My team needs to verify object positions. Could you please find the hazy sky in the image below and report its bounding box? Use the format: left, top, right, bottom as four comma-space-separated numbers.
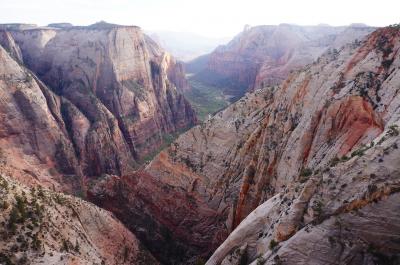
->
1, 0, 399, 37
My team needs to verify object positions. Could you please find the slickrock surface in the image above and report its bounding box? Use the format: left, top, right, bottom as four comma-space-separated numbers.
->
0, 174, 158, 265
144, 26, 400, 264
188, 24, 374, 99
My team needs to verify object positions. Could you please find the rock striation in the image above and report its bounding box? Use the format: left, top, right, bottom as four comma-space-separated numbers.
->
0, 22, 196, 185
2, 21, 400, 265
87, 172, 226, 264
0, 30, 23, 63
0, 22, 197, 264
0, 44, 76, 191
143, 25, 400, 264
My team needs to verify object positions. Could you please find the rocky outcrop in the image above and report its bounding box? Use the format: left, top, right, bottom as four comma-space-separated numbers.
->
188, 24, 374, 100
0, 44, 78, 191
0, 30, 23, 63
0, 22, 196, 181
0, 22, 199, 264
0, 174, 158, 265
0, 23, 199, 264
143, 25, 400, 264
2, 21, 400, 265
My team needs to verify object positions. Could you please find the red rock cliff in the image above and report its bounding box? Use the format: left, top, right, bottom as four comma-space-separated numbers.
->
136, 26, 400, 264
4, 22, 196, 179
189, 24, 374, 100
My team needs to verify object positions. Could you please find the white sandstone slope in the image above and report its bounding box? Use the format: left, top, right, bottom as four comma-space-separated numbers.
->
0, 174, 158, 265
146, 25, 400, 264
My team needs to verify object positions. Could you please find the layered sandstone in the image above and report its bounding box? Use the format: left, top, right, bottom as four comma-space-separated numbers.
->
2, 21, 400, 265
87, 172, 226, 264
141, 26, 400, 264
0, 23, 199, 264
0, 22, 196, 182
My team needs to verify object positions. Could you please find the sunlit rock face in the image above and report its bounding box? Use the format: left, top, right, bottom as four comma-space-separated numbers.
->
0, 22, 196, 184
143, 26, 400, 264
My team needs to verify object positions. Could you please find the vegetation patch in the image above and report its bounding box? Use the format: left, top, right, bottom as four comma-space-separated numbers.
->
184, 79, 230, 121
299, 168, 313, 182
269, 239, 279, 250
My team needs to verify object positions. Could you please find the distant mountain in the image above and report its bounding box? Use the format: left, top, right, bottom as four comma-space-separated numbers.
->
146, 30, 230, 61
187, 24, 375, 100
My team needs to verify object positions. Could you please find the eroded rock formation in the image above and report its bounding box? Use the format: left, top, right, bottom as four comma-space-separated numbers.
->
188, 24, 374, 99
1, 21, 400, 265
0, 23, 199, 264
0, 22, 196, 186
140, 25, 400, 264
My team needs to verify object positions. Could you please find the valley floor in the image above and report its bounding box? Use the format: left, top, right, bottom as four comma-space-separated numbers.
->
184, 77, 230, 121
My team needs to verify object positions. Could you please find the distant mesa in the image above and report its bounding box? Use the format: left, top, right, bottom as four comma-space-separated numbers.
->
0, 21, 140, 31
185, 23, 375, 101
47, 23, 73, 28
87, 20, 138, 29
0, 23, 38, 30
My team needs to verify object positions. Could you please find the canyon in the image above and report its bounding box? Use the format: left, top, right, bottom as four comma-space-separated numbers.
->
0, 21, 195, 264
0, 22, 196, 191
186, 24, 375, 100
1, 21, 400, 265
141, 25, 400, 264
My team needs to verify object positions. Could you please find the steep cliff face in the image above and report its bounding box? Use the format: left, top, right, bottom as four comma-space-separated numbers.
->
188, 24, 374, 100
85, 86, 270, 264
2, 21, 399, 265
141, 26, 400, 264
3, 23, 196, 178
0, 23, 198, 265
0, 174, 158, 265
0, 44, 79, 191
0, 30, 23, 63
